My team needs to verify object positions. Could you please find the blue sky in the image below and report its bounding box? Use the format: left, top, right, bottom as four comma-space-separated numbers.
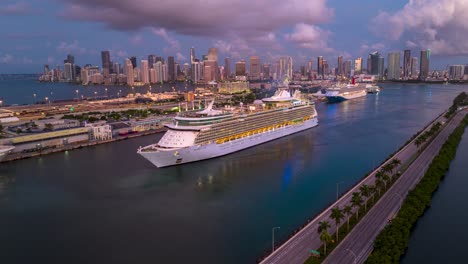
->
1, 0, 468, 73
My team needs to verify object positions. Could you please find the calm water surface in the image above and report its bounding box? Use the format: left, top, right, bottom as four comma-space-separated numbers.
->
0, 81, 467, 264
401, 129, 468, 263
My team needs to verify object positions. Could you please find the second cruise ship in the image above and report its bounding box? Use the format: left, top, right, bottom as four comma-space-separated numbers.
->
137, 85, 318, 168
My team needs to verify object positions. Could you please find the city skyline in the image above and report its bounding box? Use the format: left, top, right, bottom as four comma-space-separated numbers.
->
1, 0, 468, 73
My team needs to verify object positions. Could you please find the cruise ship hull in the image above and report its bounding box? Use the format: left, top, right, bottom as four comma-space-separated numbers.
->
326, 90, 367, 103
138, 117, 318, 168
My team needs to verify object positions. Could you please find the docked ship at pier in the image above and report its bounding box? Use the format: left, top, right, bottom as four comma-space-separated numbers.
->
137, 83, 318, 168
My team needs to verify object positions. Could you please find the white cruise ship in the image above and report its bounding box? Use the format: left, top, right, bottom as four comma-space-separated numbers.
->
325, 84, 367, 103
137, 88, 318, 168
0, 146, 14, 162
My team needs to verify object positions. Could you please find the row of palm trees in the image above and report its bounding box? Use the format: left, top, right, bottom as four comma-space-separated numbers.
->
316, 158, 401, 256
415, 122, 442, 150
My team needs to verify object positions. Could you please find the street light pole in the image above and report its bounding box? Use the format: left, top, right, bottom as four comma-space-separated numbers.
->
346, 248, 357, 264
336, 181, 345, 200
272, 226, 280, 253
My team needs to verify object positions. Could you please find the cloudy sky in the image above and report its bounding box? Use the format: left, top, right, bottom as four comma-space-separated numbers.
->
1, 0, 468, 73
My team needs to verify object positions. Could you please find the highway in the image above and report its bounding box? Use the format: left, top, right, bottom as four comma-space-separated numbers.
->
322, 110, 467, 264
259, 112, 450, 264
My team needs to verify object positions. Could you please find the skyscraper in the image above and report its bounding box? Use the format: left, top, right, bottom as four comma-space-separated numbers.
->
130, 56, 137, 69
235, 60, 246, 77
155, 61, 163, 83
191, 61, 200, 83
125, 58, 134, 86
279, 57, 287, 78
224, 57, 231, 80
66, 54, 75, 64
378, 56, 385, 80
354, 57, 363, 75
148, 55, 157, 69
287, 57, 293, 79
420, 50, 431, 80
249, 56, 261, 80
403, 50, 411, 79
168, 56, 175, 81
337, 56, 343, 76
317, 56, 324, 78
323, 60, 329, 76
368, 52, 380, 76
207, 48, 218, 63
101, 51, 111, 76
113, 62, 121, 75
411, 57, 418, 77
387, 52, 401, 80
263, 64, 270, 80
64, 62, 74, 81
190, 47, 195, 64
343, 60, 352, 78
141, 60, 149, 84
204, 60, 217, 81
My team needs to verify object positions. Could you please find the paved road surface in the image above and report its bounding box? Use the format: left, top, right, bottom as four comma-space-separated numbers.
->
259, 112, 449, 264
323, 110, 467, 264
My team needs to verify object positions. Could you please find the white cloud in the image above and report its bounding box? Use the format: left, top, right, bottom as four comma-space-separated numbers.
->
56, 40, 87, 54
151, 28, 181, 53
285, 24, 334, 53
175, 52, 187, 62
0, 54, 14, 64
370, 0, 468, 55
129, 34, 143, 45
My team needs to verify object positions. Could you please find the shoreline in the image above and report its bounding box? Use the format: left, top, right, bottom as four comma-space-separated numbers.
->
1, 128, 166, 163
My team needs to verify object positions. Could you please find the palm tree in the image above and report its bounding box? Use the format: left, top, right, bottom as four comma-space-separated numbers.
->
369, 185, 377, 203
391, 158, 401, 173
317, 221, 331, 235
320, 230, 332, 255
343, 205, 353, 231
382, 163, 394, 176
330, 207, 344, 242
375, 179, 384, 196
382, 173, 390, 190
359, 184, 371, 211
351, 192, 362, 219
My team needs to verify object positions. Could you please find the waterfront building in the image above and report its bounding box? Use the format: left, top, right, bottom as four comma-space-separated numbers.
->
323, 60, 329, 77
141, 60, 149, 84
249, 56, 261, 80
337, 56, 343, 76
387, 52, 401, 80
378, 56, 385, 80
411, 57, 418, 78
354, 57, 363, 75
101, 51, 111, 76
64, 62, 74, 82
224, 57, 231, 80
217, 81, 250, 94
449, 65, 464, 80
420, 50, 431, 80
317, 56, 324, 78
113, 63, 121, 75
168, 56, 175, 81
86, 123, 113, 141
125, 59, 134, 86
403, 49, 411, 79
368, 51, 380, 76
